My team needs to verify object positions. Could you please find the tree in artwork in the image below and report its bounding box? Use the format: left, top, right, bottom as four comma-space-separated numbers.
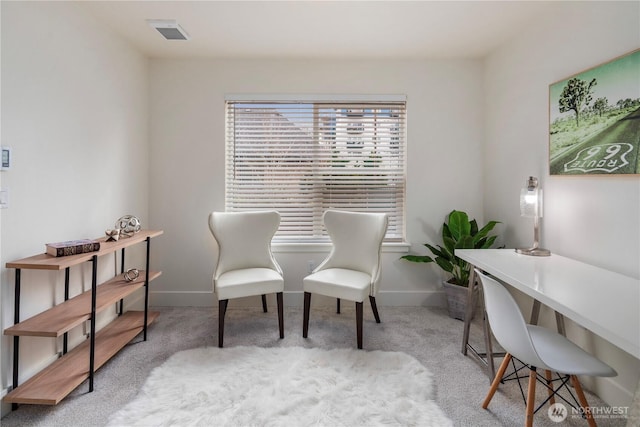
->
592, 97, 608, 117
558, 77, 597, 126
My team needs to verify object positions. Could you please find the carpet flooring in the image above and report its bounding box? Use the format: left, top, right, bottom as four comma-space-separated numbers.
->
0, 304, 632, 426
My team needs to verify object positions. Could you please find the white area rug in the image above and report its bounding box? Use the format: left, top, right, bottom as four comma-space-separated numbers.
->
108, 346, 452, 427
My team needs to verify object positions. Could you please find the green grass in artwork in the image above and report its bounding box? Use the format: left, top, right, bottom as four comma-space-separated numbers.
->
550, 107, 637, 160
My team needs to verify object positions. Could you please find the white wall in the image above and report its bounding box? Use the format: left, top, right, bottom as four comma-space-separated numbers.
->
0, 1, 149, 412
484, 0, 639, 409
147, 59, 486, 308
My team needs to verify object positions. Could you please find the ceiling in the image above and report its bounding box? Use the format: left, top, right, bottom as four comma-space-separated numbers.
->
79, 1, 555, 60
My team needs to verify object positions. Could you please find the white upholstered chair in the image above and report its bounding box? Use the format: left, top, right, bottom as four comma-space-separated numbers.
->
302, 210, 388, 349
208, 211, 284, 348
477, 269, 616, 427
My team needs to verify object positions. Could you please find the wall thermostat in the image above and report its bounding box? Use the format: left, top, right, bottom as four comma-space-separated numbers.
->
1, 147, 11, 170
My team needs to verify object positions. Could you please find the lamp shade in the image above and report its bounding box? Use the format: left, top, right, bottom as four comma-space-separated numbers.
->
520, 187, 542, 218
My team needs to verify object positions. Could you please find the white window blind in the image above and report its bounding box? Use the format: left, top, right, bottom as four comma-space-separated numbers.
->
225, 99, 406, 243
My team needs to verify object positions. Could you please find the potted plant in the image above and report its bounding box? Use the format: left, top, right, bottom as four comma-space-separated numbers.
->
402, 210, 500, 320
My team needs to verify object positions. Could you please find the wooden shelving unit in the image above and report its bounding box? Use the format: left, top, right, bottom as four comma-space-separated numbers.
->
4, 229, 163, 406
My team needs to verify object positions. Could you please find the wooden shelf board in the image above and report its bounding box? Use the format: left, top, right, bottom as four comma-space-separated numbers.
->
4, 271, 161, 337
6, 230, 163, 271
3, 310, 159, 405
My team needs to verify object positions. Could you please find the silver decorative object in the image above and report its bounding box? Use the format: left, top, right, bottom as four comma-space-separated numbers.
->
105, 229, 120, 242
124, 268, 140, 282
115, 215, 141, 238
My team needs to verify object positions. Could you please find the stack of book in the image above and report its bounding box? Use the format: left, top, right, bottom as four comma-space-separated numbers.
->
45, 239, 100, 257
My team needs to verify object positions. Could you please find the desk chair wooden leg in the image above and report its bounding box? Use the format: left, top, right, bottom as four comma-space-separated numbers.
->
483, 353, 512, 409
337, 298, 341, 314
526, 367, 537, 427
303, 292, 311, 338
369, 296, 381, 323
218, 299, 229, 348
545, 370, 555, 405
356, 301, 363, 349
262, 294, 268, 313
571, 375, 597, 427
276, 292, 284, 339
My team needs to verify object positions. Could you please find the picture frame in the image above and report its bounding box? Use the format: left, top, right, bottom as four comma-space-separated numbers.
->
549, 49, 640, 175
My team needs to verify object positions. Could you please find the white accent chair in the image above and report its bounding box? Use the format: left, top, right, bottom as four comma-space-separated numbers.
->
208, 211, 284, 348
476, 269, 616, 427
302, 210, 388, 349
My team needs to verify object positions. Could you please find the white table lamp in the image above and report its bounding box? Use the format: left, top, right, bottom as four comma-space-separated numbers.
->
516, 176, 550, 256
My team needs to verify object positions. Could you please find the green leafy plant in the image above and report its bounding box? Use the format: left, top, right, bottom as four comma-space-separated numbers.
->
401, 210, 500, 287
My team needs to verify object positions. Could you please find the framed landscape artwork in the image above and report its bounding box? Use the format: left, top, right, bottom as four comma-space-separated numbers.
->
549, 49, 640, 175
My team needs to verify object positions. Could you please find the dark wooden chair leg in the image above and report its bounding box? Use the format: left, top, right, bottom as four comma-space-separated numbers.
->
303, 292, 311, 338
277, 292, 284, 339
369, 295, 381, 323
356, 301, 363, 349
218, 299, 228, 348
261, 294, 268, 313
337, 298, 341, 314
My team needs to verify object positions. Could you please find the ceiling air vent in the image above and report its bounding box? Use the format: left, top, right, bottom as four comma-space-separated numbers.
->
147, 20, 190, 41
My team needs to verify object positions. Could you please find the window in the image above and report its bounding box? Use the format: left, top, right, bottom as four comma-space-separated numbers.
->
225, 96, 406, 243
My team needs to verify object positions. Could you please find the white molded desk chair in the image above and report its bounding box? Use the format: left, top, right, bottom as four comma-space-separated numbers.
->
208, 211, 284, 347
302, 210, 388, 349
476, 269, 616, 427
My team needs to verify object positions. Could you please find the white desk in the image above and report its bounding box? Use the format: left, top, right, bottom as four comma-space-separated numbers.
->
456, 249, 640, 377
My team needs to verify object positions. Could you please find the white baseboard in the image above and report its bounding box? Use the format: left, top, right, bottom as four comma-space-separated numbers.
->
150, 291, 215, 307
589, 374, 635, 409
150, 290, 447, 308
1, 400, 10, 418
377, 290, 447, 307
